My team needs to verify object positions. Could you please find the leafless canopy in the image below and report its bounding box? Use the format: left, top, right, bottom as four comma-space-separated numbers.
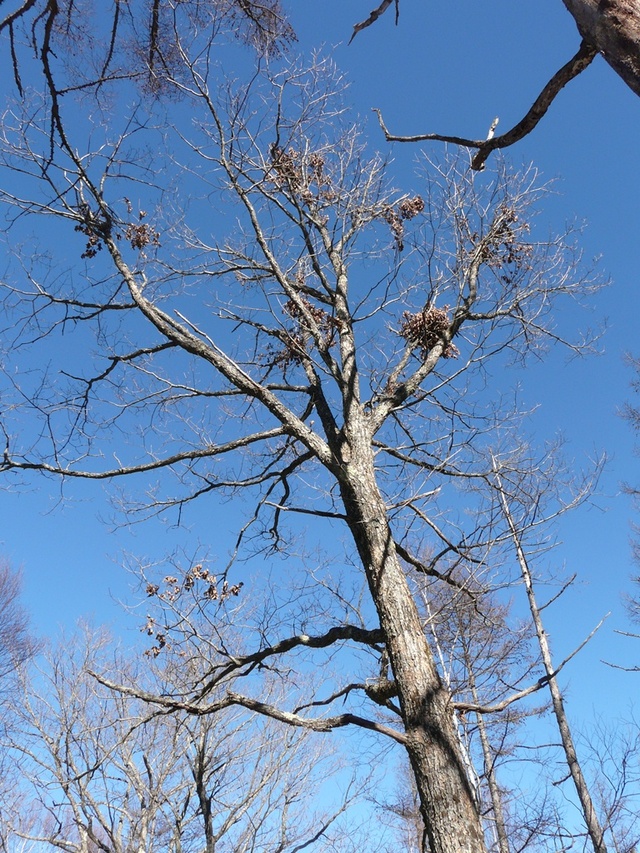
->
0, 562, 36, 687
2, 625, 368, 853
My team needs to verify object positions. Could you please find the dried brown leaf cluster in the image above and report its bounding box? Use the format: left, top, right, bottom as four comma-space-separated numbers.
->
269, 146, 337, 205
143, 566, 243, 655
480, 206, 532, 268
399, 304, 459, 360
266, 293, 339, 369
382, 195, 425, 251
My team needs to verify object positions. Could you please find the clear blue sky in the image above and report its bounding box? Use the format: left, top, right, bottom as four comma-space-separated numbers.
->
1, 0, 639, 725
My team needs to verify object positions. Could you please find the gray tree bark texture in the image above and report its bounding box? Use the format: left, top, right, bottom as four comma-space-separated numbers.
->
338, 431, 486, 853
563, 0, 640, 95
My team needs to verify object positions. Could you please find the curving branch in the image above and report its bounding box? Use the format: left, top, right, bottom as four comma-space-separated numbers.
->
226, 692, 408, 744
90, 672, 408, 745
349, 0, 398, 44
394, 540, 478, 596
0, 0, 40, 35
195, 624, 385, 699
295, 679, 402, 716
1, 427, 288, 480
373, 39, 598, 170
352, 0, 640, 164
454, 620, 606, 715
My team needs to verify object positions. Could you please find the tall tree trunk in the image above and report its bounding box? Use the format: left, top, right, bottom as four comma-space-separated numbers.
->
338, 432, 487, 853
495, 472, 608, 853
562, 0, 640, 96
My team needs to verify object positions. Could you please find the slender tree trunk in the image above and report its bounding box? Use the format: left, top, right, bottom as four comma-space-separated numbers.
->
495, 471, 608, 853
466, 663, 511, 853
562, 0, 640, 96
337, 429, 487, 853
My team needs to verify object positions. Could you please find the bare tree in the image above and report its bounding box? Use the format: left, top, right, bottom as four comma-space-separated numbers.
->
0, 562, 36, 704
3, 624, 367, 853
0, 562, 37, 853
583, 718, 640, 853
1, 0, 295, 98
491, 466, 609, 853
0, 6, 604, 851
622, 356, 640, 584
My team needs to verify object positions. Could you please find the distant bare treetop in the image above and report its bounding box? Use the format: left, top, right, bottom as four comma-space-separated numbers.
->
2, 0, 295, 96
0, 562, 36, 689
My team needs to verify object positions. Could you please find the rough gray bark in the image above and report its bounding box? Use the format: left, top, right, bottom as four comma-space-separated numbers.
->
562, 0, 640, 96
338, 436, 486, 853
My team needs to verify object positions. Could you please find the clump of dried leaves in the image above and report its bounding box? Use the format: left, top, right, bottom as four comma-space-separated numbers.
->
143, 564, 243, 657
399, 304, 459, 359
382, 195, 425, 251
477, 204, 533, 282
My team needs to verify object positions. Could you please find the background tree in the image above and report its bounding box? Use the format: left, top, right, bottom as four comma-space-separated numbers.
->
1, 0, 295, 97
624, 358, 640, 587
0, 562, 35, 695
583, 718, 640, 853
2, 623, 366, 853
0, 562, 37, 852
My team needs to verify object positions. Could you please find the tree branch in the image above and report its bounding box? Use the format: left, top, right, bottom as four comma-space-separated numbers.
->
455, 616, 608, 715
1, 427, 286, 479
394, 540, 477, 596
89, 673, 407, 745
349, 0, 398, 44
195, 624, 385, 698
373, 39, 598, 170
227, 692, 408, 744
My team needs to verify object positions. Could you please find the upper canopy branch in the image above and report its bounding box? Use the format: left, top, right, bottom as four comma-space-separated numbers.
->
349, 0, 398, 45
354, 0, 640, 162
373, 40, 598, 170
